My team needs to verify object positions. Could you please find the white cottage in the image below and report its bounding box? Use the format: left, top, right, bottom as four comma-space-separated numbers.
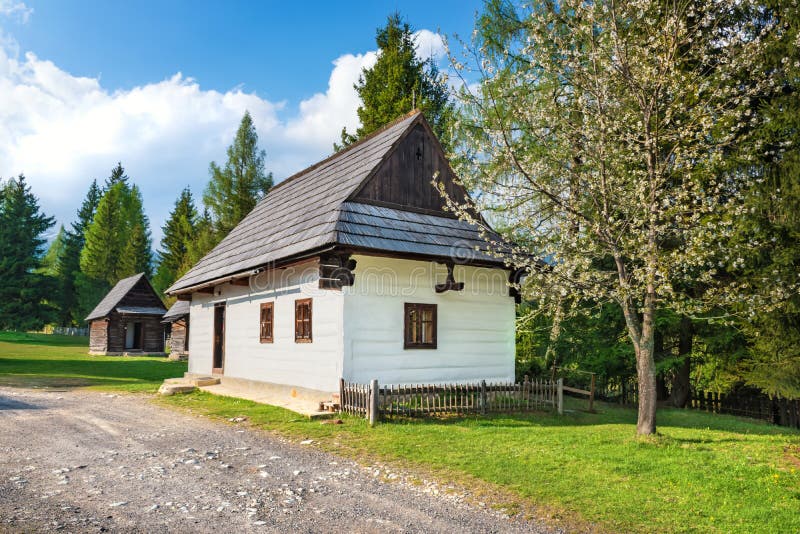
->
167, 111, 518, 399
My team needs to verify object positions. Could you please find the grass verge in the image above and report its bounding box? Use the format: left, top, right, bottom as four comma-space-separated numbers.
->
0, 331, 187, 392
1, 331, 797, 532
159, 390, 800, 534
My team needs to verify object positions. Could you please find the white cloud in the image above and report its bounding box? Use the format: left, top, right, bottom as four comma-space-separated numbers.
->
0, 42, 377, 243
413, 29, 446, 61
0, 0, 33, 23
0, 29, 444, 245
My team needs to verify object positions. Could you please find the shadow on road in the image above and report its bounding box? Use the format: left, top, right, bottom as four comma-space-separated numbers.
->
0, 395, 42, 411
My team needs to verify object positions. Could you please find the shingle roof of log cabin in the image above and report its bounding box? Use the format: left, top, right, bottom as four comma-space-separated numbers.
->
86, 273, 166, 321
167, 111, 507, 295
161, 299, 190, 323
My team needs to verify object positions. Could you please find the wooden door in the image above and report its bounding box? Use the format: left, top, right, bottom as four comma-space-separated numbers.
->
133, 322, 143, 350
213, 304, 225, 374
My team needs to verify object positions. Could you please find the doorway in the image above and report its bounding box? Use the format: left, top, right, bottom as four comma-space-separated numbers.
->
125, 321, 142, 350
213, 304, 225, 374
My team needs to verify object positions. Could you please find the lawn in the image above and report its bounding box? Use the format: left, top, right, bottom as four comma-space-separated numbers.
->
0, 331, 187, 391
0, 331, 797, 533
160, 392, 800, 534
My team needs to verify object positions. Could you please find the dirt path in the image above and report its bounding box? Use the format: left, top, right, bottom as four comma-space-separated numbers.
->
0, 387, 554, 533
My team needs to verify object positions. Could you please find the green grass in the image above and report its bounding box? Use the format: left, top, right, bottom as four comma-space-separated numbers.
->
0, 331, 187, 391
1, 331, 797, 532
160, 391, 800, 533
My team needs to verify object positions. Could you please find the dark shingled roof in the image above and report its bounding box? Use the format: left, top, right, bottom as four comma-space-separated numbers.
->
162, 300, 190, 322
167, 111, 505, 294
86, 273, 166, 321
116, 306, 170, 316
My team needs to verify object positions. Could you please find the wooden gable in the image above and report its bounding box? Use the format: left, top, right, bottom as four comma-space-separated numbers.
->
118, 277, 165, 310
350, 120, 469, 216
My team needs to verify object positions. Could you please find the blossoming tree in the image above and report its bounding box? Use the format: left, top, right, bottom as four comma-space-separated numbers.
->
450, 0, 783, 434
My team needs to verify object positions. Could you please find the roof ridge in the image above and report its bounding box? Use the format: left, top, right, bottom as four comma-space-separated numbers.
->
268, 109, 422, 194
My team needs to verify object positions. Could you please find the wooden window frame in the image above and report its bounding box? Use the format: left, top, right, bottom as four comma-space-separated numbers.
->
294, 298, 312, 343
404, 303, 437, 349
259, 302, 274, 343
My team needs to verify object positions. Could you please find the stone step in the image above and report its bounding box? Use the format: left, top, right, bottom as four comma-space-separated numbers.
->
163, 378, 189, 385
191, 377, 220, 387
158, 383, 196, 396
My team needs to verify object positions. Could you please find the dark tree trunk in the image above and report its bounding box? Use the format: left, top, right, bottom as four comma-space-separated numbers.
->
669, 316, 693, 408
636, 342, 658, 435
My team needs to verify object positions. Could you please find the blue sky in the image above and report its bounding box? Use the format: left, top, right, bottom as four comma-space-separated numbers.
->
0, 0, 484, 242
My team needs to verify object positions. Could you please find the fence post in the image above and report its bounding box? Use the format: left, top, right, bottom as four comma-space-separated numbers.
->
338, 377, 345, 413
369, 379, 379, 426
557, 378, 564, 415
589, 373, 596, 412
480, 379, 487, 414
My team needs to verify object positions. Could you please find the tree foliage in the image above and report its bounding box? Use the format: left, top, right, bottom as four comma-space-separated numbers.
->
203, 111, 273, 240
454, 0, 783, 433
337, 12, 455, 151
153, 187, 198, 294
81, 165, 152, 289
730, 2, 800, 398
0, 175, 56, 330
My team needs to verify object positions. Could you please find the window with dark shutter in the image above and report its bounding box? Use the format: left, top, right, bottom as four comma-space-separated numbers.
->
295, 298, 312, 342
260, 302, 274, 343
404, 303, 437, 349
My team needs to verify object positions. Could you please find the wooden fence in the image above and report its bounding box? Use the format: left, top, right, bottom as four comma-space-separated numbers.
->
30, 326, 88, 336
340, 378, 563, 423
598, 377, 800, 430
690, 389, 800, 429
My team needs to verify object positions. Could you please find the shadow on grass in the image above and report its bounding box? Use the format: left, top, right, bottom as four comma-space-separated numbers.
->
0, 332, 88, 347
0, 358, 186, 388
379, 401, 798, 437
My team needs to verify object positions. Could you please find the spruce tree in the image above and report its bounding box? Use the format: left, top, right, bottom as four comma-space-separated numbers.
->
183, 208, 218, 273
105, 161, 129, 189
732, 2, 800, 399
203, 111, 273, 239
80, 165, 153, 290
336, 13, 455, 151
119, 223, 152, 278
121, 184, 153, 276
61, 180, 102, 324
40, 225, 66, 277
80, 181, 127, 286
0, 175, 56, 330
153, 187, 197, 293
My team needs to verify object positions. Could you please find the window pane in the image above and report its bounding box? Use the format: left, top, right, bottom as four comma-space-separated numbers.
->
422, 319, 434, 343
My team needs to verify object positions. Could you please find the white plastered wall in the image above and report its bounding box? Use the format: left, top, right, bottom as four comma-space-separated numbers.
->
342, 255, 515, 385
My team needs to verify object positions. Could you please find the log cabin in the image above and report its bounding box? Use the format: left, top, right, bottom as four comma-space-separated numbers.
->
162, 299, 190, 360
86, 273, 167, 355
166, 111, 517, 400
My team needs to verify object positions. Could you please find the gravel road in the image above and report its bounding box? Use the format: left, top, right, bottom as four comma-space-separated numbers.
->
0, 387, 554, 533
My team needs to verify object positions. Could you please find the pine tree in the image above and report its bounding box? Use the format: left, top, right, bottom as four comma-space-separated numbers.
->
80, 181, 127, 286
80, 164, 153, 289
119, 224, 152, 278
732, 2, 800, 399
183, 208, 217, 273
203, 111, 273, 239
105, 162, 129, 189
153, 187, 197, 294
40, 225, 66, 277
0, 175, 56, 330
121, 184, 153, 276
336, 13, 455, 151
60, 180, 102, 324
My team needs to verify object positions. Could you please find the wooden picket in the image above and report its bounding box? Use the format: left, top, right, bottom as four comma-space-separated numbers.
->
339, 378, 562, 420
